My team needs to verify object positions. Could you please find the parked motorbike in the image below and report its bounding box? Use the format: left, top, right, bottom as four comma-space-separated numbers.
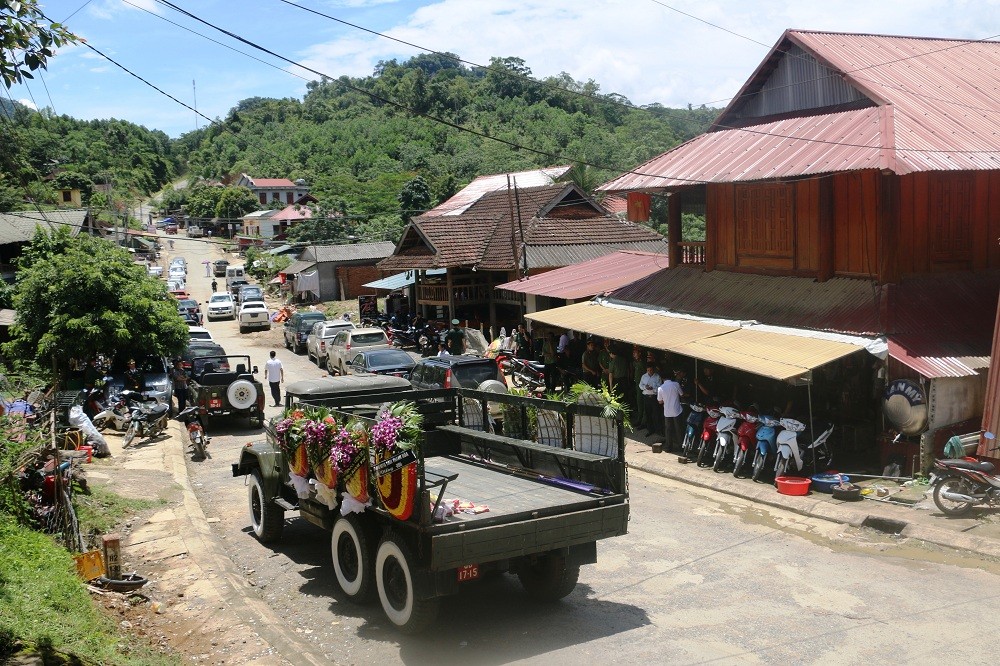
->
750, 414, 781, 482
712, 406, 741, 472
496, 351, 545, 392
696, 405, 721, 467
930, 454, 1000, 516
774, 418, 834, 478
177, 405, 210, 459
120, 390, 170, 448
91, 390, 132, 432
733, 408, 759, 477
680, 403, 706, 459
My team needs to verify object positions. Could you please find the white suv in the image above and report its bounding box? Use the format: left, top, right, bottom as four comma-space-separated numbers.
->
206, 292, 235, 321
326, 327, 391, 376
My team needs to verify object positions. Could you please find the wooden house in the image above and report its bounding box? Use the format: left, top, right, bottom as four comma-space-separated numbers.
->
534, 30, 1000, 470
377, 169, 665, 328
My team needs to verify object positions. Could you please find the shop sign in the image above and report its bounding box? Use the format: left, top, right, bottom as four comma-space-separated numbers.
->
883, 379, 928, 434
885, 379, 925, 406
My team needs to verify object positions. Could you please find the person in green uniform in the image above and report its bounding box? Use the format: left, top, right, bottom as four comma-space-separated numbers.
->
582, 339, 601, 388
598, 338, 612, 387
445, 319, 466, 356
609, 345, 630, 400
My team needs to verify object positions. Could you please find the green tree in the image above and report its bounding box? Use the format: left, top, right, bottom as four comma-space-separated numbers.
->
244, 245, 290, 283
0, 0, 77, 88
397, 176, 431, 223
4, 228, 188, 377
214, 186, 258, 219
184, 185, 224, 218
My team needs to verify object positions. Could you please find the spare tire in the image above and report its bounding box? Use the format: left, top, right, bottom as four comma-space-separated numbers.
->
228, 379, 258, 410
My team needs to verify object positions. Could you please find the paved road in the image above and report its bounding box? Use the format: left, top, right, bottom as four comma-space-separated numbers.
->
166, 235, 1000, 665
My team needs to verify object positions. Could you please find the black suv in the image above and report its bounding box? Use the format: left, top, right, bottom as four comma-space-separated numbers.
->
408, 355, 502, 390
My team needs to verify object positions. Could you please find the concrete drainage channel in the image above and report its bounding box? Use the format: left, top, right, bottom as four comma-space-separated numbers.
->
861, 516, 909, 535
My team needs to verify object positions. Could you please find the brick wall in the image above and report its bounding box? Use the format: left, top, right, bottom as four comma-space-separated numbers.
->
337, 265, 382, 299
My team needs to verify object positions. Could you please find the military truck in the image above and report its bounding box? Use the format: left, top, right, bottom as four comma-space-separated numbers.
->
231, 376, 629, 633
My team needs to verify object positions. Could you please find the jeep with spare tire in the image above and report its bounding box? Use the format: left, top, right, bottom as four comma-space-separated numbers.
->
187, 354, 264, 429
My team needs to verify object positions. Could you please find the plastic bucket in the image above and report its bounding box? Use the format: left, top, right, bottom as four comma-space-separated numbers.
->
79, 445, 93, 463
775, 476, 811, 496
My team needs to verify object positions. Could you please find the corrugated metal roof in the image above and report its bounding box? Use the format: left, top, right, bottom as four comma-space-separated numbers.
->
247, 177, 296, 188
363, 268, 446, 291
280, 260, 316, 275
885, 271, 999, 378
498, 251, 669, 299
0, 210, 89, 244
601, 31, 1000, 190
424, 166, 571, 217
302, 242, 396, 264
271, 205, 312, 221
611, 266, 883, 335
524, 241, 668, 269
526, 301, 861, 380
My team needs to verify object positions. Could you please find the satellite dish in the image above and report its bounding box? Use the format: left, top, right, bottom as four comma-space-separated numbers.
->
882, 379, 928, 435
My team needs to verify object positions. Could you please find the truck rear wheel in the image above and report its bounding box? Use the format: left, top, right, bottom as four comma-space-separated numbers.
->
331, 514, 374, 603
517, 552, 580, 602
375, 533, 439, 634
249, 470, 284, 543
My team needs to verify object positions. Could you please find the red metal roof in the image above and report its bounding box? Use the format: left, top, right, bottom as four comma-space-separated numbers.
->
496, 251, 669, 299
601, 31, 1000, 190
249, 178, 296, 188
271, 205, 312, 221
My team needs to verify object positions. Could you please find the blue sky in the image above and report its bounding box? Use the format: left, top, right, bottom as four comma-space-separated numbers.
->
10, 0, 1000, 137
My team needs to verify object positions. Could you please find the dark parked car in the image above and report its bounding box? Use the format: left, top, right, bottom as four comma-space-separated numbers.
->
345, 349, 417, 378
408, 355, 503, 390
107, 354, 173, 404
283, 311, 327, 354
237, 284, 263, 306
181, 341, 228, 375
213, 259, 230, 277
177, 298, 203, 325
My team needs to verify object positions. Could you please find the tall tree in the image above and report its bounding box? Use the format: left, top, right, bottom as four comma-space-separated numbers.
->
4, 228, 188, 376
397, 176, 431, 223
0, 0, 76, 88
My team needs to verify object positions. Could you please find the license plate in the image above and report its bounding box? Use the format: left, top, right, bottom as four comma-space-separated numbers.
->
457, 564, 479, 582
209, 398, 222, 408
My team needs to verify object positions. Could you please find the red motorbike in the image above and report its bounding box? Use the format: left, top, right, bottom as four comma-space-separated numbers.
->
733, 408, 759, 478
930, 453, 1000, 516
696, 405, 721, 467
494, 350, 545, 392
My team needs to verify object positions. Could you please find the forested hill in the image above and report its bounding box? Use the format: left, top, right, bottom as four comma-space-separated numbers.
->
0, 99, 181, 212
186, 54, 717, 220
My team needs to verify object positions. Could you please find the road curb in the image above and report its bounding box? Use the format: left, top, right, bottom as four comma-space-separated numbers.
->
626, 445, 1000, 561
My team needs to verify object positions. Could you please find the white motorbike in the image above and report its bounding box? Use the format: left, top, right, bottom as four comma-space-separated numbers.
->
91, 390, 132, 432
120, 390, 170, 448
774, 418, 834, 477
712, 406, 741, 472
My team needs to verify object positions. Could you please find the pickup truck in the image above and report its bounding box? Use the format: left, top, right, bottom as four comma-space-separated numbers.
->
238, 301, 271, 333
188, 354, 264, 428
231, 377, 629, 634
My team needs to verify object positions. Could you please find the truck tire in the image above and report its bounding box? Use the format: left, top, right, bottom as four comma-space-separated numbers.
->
228, 380, 258, 410
331, 514, 374, 603
248, 470, 284, 543
375, 533, 439, 634
516, 552, 580, 602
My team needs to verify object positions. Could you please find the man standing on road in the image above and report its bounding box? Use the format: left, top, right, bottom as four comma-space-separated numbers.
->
211, 279, 218, 293
657, 368, 684, 452
172, 359, 188, 417
265, 351, 284, 407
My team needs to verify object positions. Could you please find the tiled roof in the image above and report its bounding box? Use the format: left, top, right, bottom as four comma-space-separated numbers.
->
382, 183, 662, 271
423, 165, 571, 217
497, 251, 669, 299
0, 209, 90, 244
525, 241, 666, 269
601, 30, 1000, 190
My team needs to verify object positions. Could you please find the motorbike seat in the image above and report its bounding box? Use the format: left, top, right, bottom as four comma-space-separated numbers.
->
939, 458, 996, 473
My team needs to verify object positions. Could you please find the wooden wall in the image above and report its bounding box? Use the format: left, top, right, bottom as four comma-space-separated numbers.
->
704, 169, 1000, 282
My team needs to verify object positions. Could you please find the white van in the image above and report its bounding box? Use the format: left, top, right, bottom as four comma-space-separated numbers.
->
225, 265, 245, 288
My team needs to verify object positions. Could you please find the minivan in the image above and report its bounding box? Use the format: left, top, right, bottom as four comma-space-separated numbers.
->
225, 265, 245, 288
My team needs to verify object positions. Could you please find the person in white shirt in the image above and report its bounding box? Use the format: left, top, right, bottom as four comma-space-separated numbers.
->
265, 350, 284, 407
657, 369, 684, 452
638, 363, 662, 436
437, 342, 451, 357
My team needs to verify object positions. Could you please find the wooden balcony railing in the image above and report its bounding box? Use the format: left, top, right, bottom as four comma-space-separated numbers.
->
417, 284, 492, 305
677, 241, 706, 265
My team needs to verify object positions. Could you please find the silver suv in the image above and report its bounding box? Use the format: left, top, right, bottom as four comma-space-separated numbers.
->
326, 327, 391, 376
306, 320, 356, 367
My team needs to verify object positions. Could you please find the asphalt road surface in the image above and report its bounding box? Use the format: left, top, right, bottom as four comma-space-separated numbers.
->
168, 235, 1000, 665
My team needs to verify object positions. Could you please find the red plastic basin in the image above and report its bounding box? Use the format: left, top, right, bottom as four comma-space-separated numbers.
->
776, 476, 811, 496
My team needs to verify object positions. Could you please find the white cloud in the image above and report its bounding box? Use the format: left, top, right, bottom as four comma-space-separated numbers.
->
17, 99, 38, 111
88, 0, 160, 20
